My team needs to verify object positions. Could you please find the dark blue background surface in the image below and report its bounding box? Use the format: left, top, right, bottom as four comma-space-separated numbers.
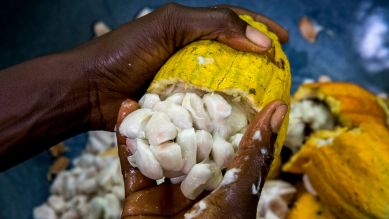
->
1, 0, 388, 218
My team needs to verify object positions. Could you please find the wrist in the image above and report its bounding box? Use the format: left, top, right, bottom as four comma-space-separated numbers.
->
48, 50, 93, 131
73, 40, 129, 131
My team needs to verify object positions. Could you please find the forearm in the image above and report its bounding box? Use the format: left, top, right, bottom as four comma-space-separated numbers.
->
0, 51, 93, 171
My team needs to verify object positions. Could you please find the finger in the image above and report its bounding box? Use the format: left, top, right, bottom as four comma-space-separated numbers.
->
186, 100, 288, 218
216, 4, 289, 43
161, 3, 273, 53
122, 183, 205, 218
115, 99, 156, 195
116, 99, 139, 146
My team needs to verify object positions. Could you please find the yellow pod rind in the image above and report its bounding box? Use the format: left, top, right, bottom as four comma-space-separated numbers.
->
284, 122, 389, 219
147, 15, 291, 163
377, 97, 389, 126
287, 192, 336, 219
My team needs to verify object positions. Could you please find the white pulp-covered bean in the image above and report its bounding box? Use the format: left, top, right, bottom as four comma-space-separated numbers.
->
212, 121, 230, 139
153, 101, 193, 129
130, 139, 164, 180
70, 195, 89, 217
285, 100, 335, 151
139, 93, 160, 109
76, 169, 97, 193
125, 138, 137, 154
86, 131, 115, 153
204, 161, 223, 191
180, 163, 213, 200
63, 173, 76, 200
256, 180, 296, 219
145, 112, 177, 146
212, 134, 235, 168
195, 130, 213, 162
164, 92, 185, 105
60, 210, 80, 219
182, 93, 213, 132
150, 142, 184, 172
203, 93, 232, 121
299, 100, 335, 130
176, 128, 197, 174
127, 154, 137, 167
156, 178, 165, 185
77, 178, 98, 194
119, 108, 153, 139
94, 157, 112, 172
170, 175, 186, 184
102, 194, 122, 219
87, 197, 104, 219
212, 104, 247, 138
229, 133, 244, 151
226, 103, 248, 135
87, 194, 121, 219
284, 116, 305, 150
48, 195, 66, 213
110, 185, 125, 201
97, 159, 120, 190
50, 172, 67, 195
73, 153, 95, 168
33, 204, 57, 219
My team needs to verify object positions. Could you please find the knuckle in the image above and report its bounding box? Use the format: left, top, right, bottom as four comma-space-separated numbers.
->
208, 9, 246, 39
214, 7, 236, 20
211, 7, 244, 32
160, 2, 182, 14
158, 3, 186, 27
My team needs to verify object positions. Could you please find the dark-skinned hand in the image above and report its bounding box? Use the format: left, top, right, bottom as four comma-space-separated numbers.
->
81, 3, 288, 131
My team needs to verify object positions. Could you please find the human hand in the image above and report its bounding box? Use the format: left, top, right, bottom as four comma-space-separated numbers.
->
115, 99, 287, 218
79, 3, 288, 130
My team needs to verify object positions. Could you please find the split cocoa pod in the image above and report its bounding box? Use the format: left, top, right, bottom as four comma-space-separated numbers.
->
293, 82, 388, 127
118, 14, 291, 202
284, 82, 389, 219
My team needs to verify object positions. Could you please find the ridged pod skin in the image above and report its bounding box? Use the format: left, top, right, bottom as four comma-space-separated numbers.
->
287, 192, 335, 219
293, 82, 388, 127
148, 15, 291, 175
283, 122, 389, 219
377, 97, 389, 126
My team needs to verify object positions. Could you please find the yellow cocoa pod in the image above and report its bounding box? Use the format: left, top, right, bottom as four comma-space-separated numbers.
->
287, 192, 336, 219
147, 15, 291, 175
293, 82, 388, 127
283, 122, 389, 219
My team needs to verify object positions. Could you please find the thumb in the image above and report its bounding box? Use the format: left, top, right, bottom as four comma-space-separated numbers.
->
115, 99, 156, 195
162, 3, 273, 53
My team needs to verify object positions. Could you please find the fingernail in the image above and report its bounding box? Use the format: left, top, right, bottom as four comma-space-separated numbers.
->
246, 25, 272, 48
271, 104, 288, 133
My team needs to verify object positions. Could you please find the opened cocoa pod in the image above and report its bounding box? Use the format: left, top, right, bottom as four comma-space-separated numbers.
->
116, 15, 291, 218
